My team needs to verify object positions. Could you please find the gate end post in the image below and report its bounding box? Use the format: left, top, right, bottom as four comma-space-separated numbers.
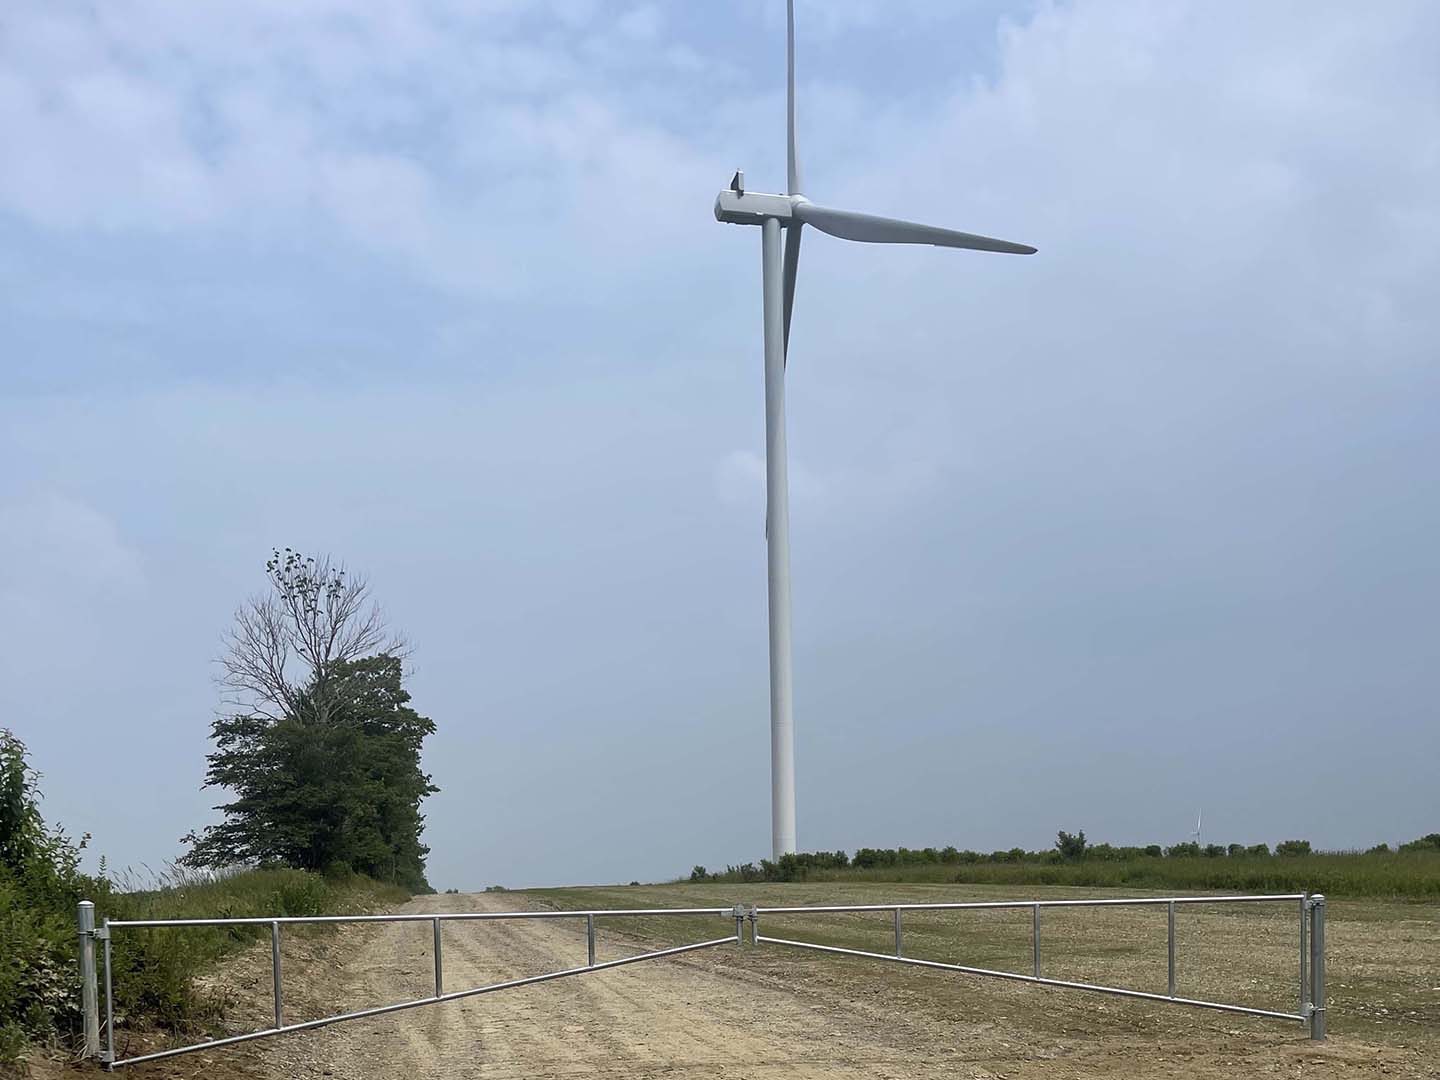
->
77, 900, 100, 1059
1308, 894, 1326, 1041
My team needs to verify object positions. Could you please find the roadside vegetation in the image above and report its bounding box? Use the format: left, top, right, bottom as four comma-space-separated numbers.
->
3, 549, 438, 1072
2, 728, 408, 1077
687, 830, 1440, 899
1, 727, 408, 1072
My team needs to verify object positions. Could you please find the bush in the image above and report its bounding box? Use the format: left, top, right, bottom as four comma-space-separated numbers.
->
0, 729, 106, 1067
1055, 830, 1087, 861
0, 727, 411, 1070
682, 830, 1440, 897
1399, 833, 1440, 854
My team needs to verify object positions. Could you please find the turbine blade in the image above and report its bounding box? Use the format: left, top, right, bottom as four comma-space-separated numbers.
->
787, 0, 802, 195
782, 222, 802, 363
795, 202, 1037, 255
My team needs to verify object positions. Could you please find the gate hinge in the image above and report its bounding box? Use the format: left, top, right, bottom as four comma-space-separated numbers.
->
94, 925, 110, 942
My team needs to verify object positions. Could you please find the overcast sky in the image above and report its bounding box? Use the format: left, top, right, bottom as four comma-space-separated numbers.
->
3, 0, 1437, 891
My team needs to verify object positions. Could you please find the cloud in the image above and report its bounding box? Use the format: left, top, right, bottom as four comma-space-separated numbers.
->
0, 492, 144, 595
0, 1, 748, 298
3, 0, 1439, 883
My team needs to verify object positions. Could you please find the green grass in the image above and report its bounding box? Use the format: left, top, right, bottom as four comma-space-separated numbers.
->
527, 881, 1440, 1048
699, 851, 1440, 899
99, 865, 410, 1043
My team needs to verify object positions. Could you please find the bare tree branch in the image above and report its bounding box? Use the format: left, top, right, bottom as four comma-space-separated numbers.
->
216, 549, 407, 726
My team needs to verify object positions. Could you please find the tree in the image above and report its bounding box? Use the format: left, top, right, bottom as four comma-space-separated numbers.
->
184, 553, 436, 891
1275, 839, 1312, 857
218, 549, 406, 726
1055, 829, 1088, 861
1399, 833, 1440, 853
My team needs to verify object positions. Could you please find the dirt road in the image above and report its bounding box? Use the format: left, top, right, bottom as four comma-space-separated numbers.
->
218, 891, 1431, 1080
255, 891, 957, 1080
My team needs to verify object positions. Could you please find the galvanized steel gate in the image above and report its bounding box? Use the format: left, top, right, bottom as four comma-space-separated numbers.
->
77, 892, 1326, 1068
750, 893, 1327, 1036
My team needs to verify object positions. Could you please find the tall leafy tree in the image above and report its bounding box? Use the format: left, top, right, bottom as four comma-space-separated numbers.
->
183, 552, 437, 891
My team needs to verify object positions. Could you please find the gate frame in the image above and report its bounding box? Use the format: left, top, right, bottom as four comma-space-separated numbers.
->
78, 891, 1327, 1066
82, 904, 746, 1069
748, 892, 1327, 1040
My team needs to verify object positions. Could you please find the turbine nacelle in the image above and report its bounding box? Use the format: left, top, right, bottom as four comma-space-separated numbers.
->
714, 187, 795, 226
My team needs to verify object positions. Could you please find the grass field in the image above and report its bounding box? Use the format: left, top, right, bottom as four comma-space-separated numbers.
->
530, 880, 1440, 1053
696, 849, 1440, 898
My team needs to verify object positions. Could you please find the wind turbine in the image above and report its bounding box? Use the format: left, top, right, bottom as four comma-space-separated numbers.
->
714, 1, 1036, 860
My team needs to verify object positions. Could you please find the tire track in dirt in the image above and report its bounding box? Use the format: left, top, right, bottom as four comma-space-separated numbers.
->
254, 892, 978, 1079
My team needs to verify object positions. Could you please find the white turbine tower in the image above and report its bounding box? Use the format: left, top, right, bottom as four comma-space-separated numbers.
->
715, 1, 1036, 860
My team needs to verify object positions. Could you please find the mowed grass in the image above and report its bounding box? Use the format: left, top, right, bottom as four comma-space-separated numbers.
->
527, 881, 1439, 1051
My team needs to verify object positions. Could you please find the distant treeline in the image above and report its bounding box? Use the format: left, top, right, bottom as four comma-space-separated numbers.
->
686, 830, 1440, 898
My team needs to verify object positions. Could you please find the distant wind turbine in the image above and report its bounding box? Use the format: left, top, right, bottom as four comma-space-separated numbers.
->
714, 0, 1036, 860
1193, 809, 1204, 848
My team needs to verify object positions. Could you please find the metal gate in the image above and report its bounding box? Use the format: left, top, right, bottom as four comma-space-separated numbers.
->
77, 891, 1326, 1068
749, 892, 1327, 1039
78, 902, 748, 1069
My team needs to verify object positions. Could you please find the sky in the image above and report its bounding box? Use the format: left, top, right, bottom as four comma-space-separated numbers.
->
2, 0, 1437, 891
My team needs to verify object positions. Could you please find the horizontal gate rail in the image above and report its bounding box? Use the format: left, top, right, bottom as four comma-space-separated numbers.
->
104, 907, 734, 928
754, 893, 1306, 912
751, 893, 1326, 1038
91, 904, 745, 1069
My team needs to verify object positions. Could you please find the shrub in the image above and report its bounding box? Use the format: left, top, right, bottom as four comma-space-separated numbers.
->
0, 728, 107, 1067
1055, 830, 1088, 861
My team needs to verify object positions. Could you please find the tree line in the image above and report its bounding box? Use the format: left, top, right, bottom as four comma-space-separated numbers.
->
690, 829, 1440, 884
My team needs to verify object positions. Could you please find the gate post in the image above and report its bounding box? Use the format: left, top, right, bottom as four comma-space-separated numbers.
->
77, 901, 100, 1059
1308, 894, 1326, 1040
